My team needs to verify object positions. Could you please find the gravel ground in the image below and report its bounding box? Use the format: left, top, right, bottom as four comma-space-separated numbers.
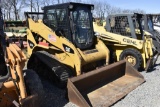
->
112, 58, 160, 107
24, 57, 160, 107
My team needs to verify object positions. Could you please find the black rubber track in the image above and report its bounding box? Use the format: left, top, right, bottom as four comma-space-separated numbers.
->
27, 51, 73, 88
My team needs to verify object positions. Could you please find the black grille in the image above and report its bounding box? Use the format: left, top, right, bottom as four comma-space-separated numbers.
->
109, 16, 132, 37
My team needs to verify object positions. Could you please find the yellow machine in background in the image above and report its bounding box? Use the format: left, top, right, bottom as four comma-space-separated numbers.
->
25, 2, 145, 107
94, 13, 156, 70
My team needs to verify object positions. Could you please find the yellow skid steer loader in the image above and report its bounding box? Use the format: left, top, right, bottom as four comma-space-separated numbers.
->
94, 13, 157, 71
25, 2, 145, 106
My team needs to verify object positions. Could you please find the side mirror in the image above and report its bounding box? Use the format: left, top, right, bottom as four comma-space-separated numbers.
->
55, 28, 64, 37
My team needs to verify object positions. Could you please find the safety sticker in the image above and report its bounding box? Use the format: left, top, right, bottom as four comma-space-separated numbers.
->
48, 34, 56, 42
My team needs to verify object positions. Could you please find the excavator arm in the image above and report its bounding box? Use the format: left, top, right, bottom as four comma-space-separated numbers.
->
0, 7, 40, 107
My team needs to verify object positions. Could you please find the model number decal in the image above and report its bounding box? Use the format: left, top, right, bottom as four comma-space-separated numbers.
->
123, 38, 137, 45
65, 47, 70, 52
62, 44, 74, 54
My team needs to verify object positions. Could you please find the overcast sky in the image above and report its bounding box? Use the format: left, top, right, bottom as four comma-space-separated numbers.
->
107, 0, 160, 13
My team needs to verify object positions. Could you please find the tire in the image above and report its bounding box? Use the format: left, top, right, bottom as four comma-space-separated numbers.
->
23, 69, 44, 107
119, 48, 143, 70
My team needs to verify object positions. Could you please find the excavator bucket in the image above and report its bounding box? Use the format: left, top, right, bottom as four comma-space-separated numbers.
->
67, 60, 145, 107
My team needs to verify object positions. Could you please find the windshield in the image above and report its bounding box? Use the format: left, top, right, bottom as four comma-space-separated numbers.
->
70, 6, 93, 49
141, 17, 154, 31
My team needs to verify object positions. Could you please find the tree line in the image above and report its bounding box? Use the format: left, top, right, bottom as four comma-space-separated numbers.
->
0, 0, 145, 20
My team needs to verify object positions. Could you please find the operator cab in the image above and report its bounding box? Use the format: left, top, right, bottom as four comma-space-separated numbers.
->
142, 14, 155, 32
43, 2, 94, 50
142, 14, 160, 51
106, 13, 144, 40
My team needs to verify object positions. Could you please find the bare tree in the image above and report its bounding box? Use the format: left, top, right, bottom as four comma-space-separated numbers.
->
25, 0, 43, 12
93, 0, 111, 18
91, 0, 146, 17
1, 0, 146, 20
61, 0, 83, 3
1, 0, 13, 20
41, 0, 55, 6
25, 0, 34, 12
10, 0, 26, 20
35, 0, 41, 12
132, 9, 146, 14
122, 9, 132, 13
